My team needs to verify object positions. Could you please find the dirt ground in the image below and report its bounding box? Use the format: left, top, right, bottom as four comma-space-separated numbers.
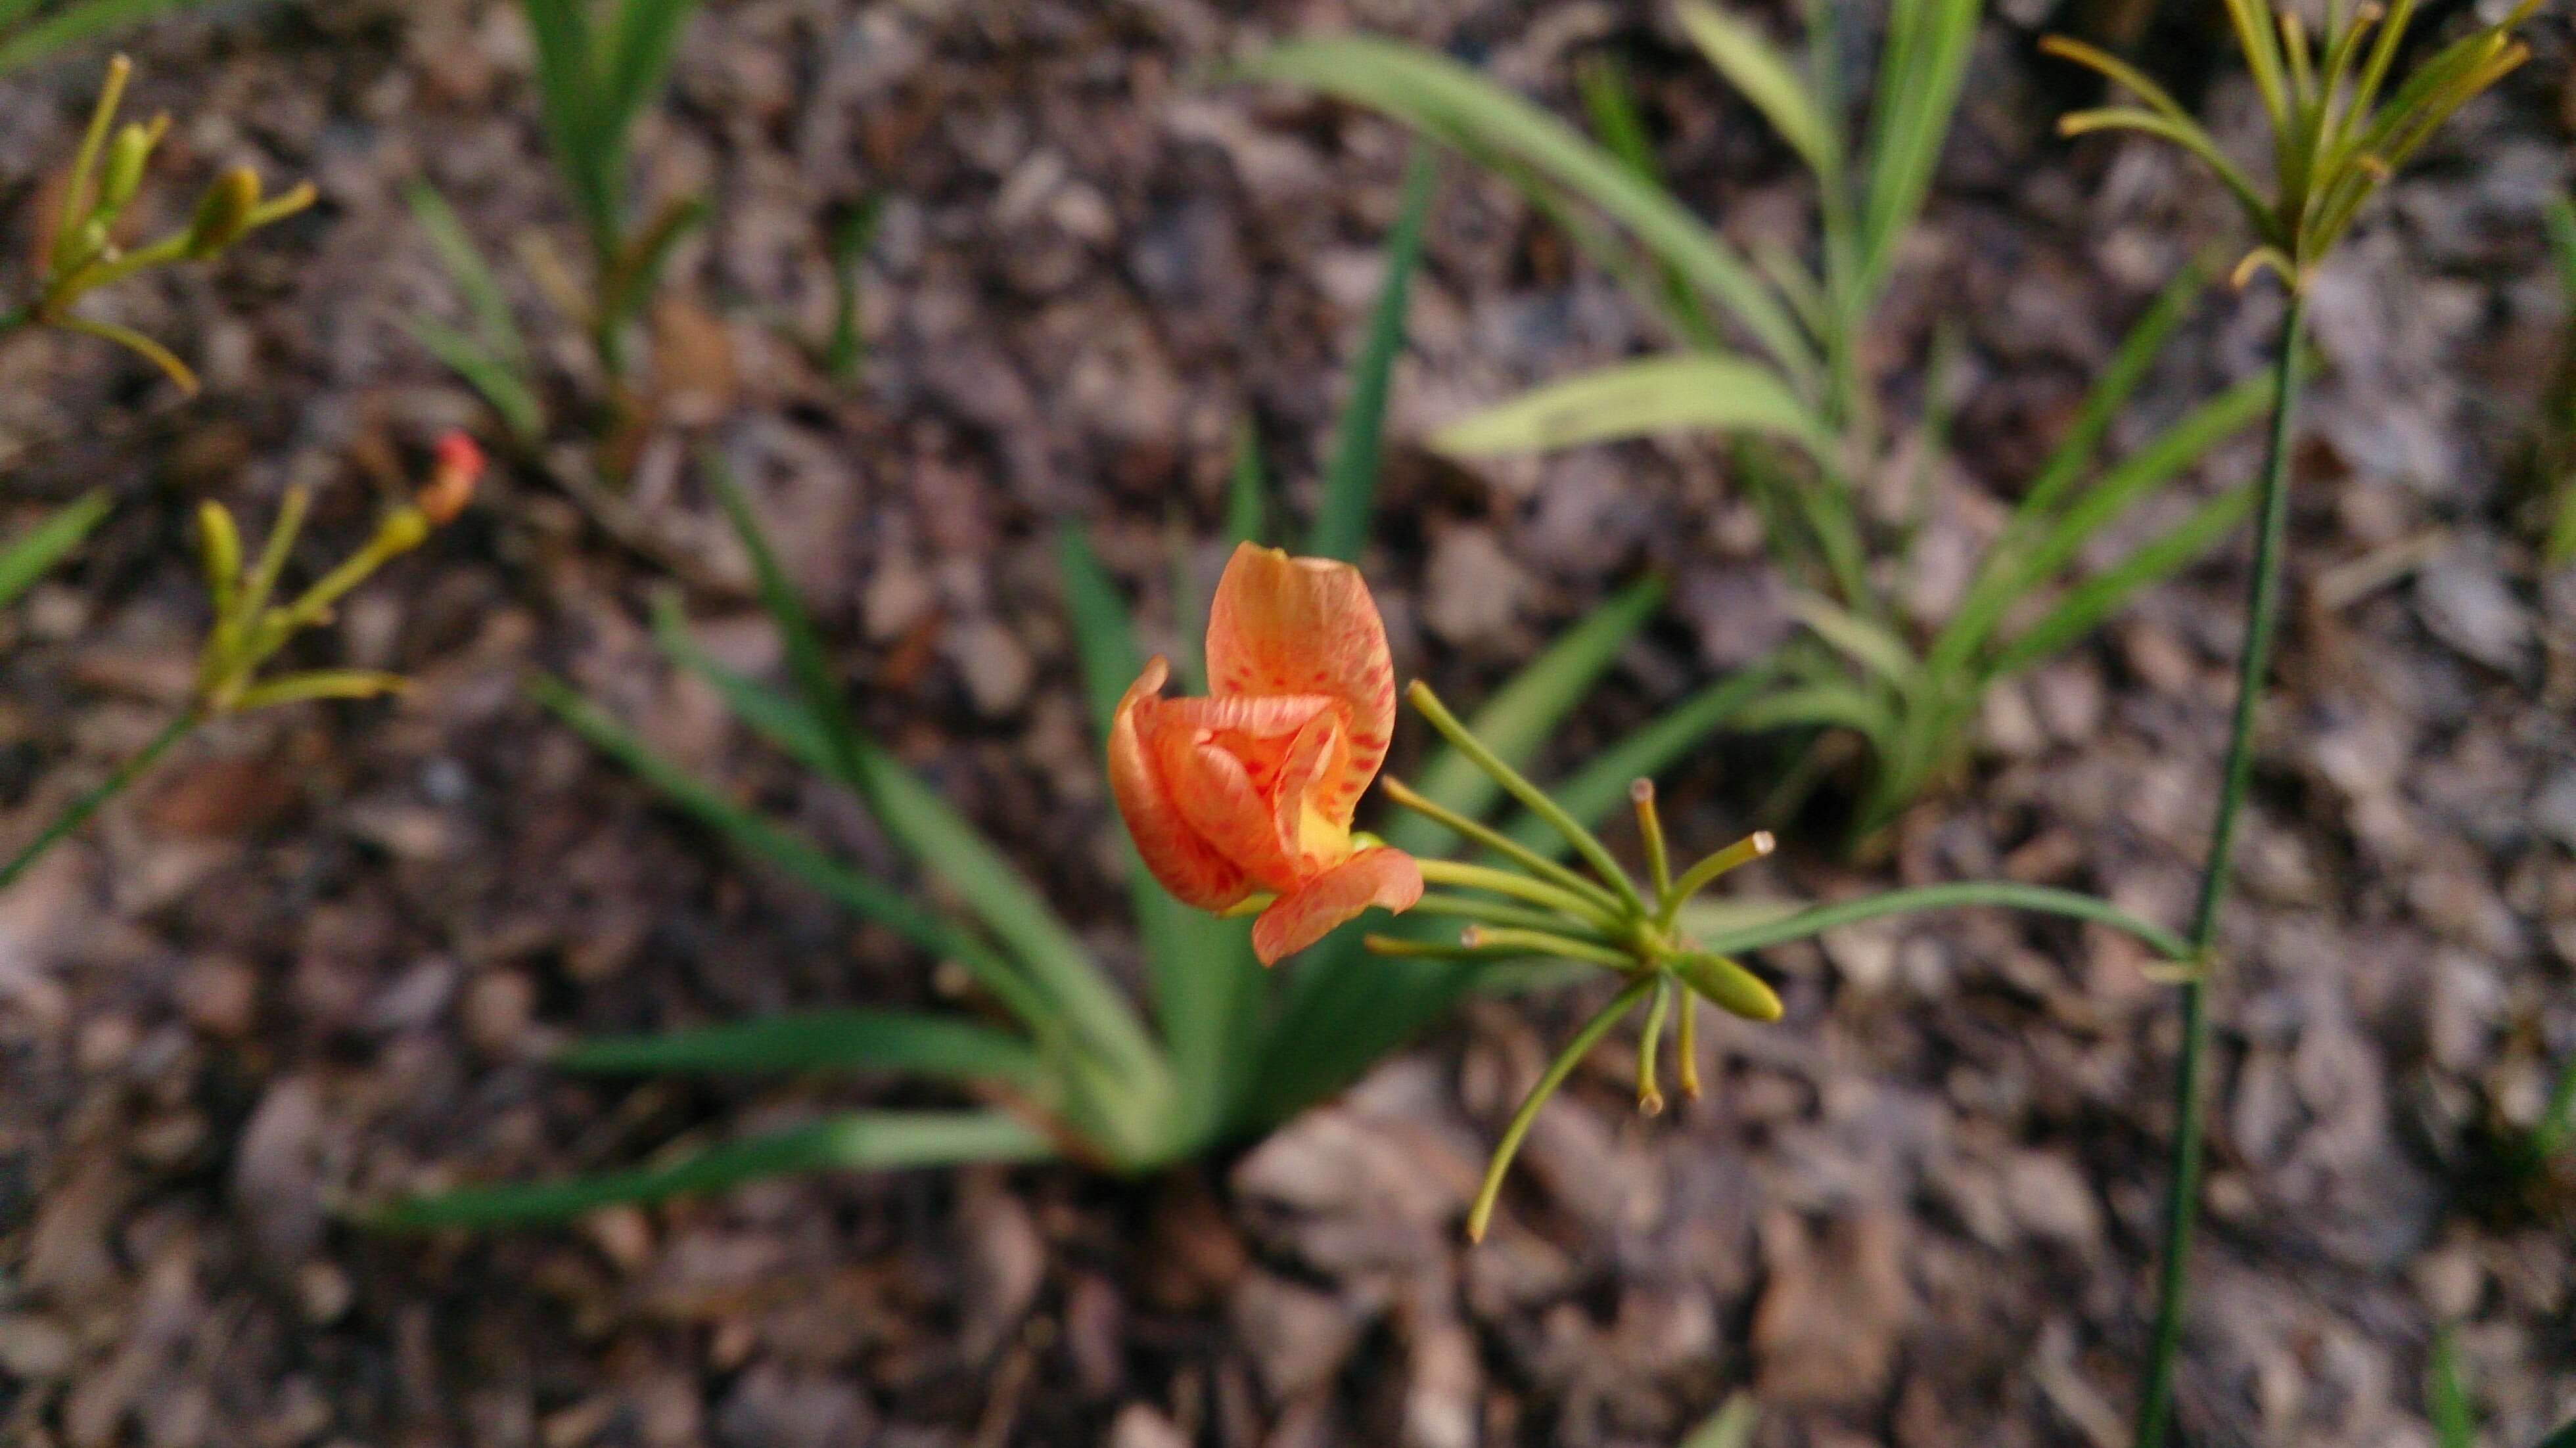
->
1, 1, 2573, 1445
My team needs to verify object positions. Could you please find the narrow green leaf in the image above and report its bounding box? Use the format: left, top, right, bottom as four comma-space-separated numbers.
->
403, 179, 530, 370
527, 672, 1051, 1031
707, 469, 1166, 1104
0, 0, 215, 75
1237, 37, 1818, 391
1788, 592, 1918, 685
1310, 143, 1436, 564
1573, 51, 1720, 350
1680, 1395, 1760, 1448
1987, 480, 2255, 679
1856, 0, 1981, 301
520, 0, 615, 250
1055, 524, 1264, 1152
400, 315, 546, 443
1678, 3, 1837, 181
559, 1009, 1041, 1087
1431, 355, 1829, 460
370, 1110, 1054, 1229
2427, 1327, 2475, 1448
601, 0, 697, 139
0, 490, 109, 612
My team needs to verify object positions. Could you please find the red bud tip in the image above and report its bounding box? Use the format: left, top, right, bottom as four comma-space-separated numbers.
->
419, 432, 483, 524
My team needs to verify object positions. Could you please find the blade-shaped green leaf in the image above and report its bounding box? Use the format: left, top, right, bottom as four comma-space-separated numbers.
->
1431, 355, 1828, 460
527, 672, 1054, 1029
1678, 3, 1837, 181
1056, 524, 1265, 1152
520, 0, 614, 247
1789, 591, 1918, 685
1237, 36, 1818, 392
559, 1009, 1041, 1087
0, 491, 108, 612
707, 467, 1168, 1104
1574, 52, 1722, 350
601, 0, 697, 139
400, 315, 545, 444
369, 1110, 1054, 1229
1310, 143, 1437, 564
0, 0, 217, 74
1854, 0, 1981, 303
403, 179, 530, 371
1986, 480, 2255, 679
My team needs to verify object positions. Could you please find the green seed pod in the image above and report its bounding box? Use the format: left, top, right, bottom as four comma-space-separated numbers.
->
183, 167, 261, 258
1669, 952, 1783, 1023
97, 121, 156, 216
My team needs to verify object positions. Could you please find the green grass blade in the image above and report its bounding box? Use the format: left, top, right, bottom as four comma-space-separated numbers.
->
1055, 524, 1264, 1152
1855, 0, 1981, 303
1237, 36, 1818, 392
1227, 422, 1269, 549
1310, 143, 1436, 563
601, 0, 697, 139
371, 1110, 1054, 1229
403, 179, 530, 370
400, 316, 545, 444
1678, 3, 1837, 181
1680, 1394, 1761, 1448
0, 0, 214, 75
2428, 1326, 2475, 1448
1986, 480, 2255, 680
526, 673, 1051, 1030
1789, 592, 1918, 685
707, 468, 1166, 1102
0, 490, 108, 612
1431, 354, 1829, 460
519, 0, 616, 249
1575, 52, 1722, 350
559, 1009, 1042, 1087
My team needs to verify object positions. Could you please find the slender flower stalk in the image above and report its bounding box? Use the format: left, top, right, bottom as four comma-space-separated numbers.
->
0, 438, 481, 893
2046, 5, 2534, 1440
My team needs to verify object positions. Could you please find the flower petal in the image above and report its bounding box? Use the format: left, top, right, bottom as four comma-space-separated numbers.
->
1205, 543, 1396, 828
1251, 847, 1423, 965
1108, 657, 1251, 910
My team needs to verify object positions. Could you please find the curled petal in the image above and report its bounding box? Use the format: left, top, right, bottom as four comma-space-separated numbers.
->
1251, 847, 1423, 966
1108, 658, 1250, 910
1205, 543, 1396, 829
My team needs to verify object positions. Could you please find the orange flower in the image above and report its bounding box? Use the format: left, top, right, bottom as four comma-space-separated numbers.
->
1110, 543, 1421, 964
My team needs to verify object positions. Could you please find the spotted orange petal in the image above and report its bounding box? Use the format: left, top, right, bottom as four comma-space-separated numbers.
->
1108, 657, 1251, 911
1205, 544, 1395, 830
1250, 846, 1423, 966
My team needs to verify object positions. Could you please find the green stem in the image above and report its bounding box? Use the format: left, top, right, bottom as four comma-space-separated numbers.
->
1415, 857, 1626, 936
1456, 925, 1636, 972
2136, 290, 2307, 1448
1405, 682, 1649, 919
1659, 830, 1778, 930
1636, 976, 1671, 1114
1409, 892, 1619, 938
1385, 776, 1625, 918
1692, 881, 2192, 962
0, 710, 200, 893
1466, 974, 1656, 1241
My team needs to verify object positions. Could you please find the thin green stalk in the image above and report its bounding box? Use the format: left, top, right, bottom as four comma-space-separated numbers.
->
2136, 290, 2307, 1448
1415, 857, 1627, 935
1456, 925, 1637, 972
1410, 892, 1619, 937
1659, 831, 1776, 929
1691, 880, 2190, 962
1467, 975, 1655, 1240
1385, 775, 1624, 917
1406, 681, 1647, 918
0, 709, 199, 892
1636, 975, 1671, 1114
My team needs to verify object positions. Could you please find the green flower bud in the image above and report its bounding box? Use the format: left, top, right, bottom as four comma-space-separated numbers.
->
183, 167, 261, 258
97, 120, 156, 217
